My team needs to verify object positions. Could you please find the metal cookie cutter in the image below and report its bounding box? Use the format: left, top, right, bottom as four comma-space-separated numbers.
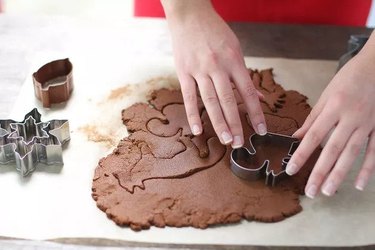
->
33, 58, 74, 108
0, 108, 70, 177
230, 132, 300, 186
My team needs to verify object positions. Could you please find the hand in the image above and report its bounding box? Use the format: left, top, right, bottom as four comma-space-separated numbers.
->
286, 38, 375, 198
161, 0, 267, 148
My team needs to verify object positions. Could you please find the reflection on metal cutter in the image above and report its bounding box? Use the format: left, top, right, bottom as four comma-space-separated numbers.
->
0, 108, 70, 177
230, 132, 300, 186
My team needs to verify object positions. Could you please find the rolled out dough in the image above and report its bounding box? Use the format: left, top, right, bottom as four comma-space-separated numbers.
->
92, 69, 320, 231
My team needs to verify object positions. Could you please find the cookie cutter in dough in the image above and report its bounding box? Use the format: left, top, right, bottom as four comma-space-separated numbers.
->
230, 132, 300, 186
0, 108, 70, 177
338, 34, 369, 70
33, 58, 74, 108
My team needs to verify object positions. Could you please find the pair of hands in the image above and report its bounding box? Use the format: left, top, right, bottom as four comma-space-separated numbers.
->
162, 0, 375, 197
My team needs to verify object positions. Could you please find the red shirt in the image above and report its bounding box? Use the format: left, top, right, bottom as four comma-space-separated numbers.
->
134, 0, 372, 26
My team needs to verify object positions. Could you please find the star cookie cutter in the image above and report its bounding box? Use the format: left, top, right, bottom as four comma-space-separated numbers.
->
0, 108, 70, 177
33, 58, 74, 108
230, 132, 300, 186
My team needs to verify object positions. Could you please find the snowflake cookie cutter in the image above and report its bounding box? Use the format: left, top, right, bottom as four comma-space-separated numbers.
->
0, 108, 70, 177
230, 132, 300, 186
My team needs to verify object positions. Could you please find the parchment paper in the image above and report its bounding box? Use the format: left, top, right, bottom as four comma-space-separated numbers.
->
0, 16, 374, 247
1, 55, 374, 247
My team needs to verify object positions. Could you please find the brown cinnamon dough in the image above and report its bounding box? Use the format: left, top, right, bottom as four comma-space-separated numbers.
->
92, 68, 320, 231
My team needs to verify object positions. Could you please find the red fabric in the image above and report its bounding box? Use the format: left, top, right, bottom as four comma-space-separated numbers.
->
134, 0, 372, 26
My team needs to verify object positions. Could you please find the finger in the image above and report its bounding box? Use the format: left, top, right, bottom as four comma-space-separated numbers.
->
306, 122, 354, 197
256, 90, 265, 101
179, 74, 202, 135
286, 105, 338, 179
320, 128, 368, 196
231, 67, 267, 135
211, 72, 244, 148
196, 75, 232, 145
355, 131, 375, 191
293, 97, 326, 139
238, 76, 265, 101
303, 125, 349, 199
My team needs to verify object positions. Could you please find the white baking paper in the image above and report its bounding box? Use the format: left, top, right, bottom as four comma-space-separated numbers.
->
0, 16, 374, 247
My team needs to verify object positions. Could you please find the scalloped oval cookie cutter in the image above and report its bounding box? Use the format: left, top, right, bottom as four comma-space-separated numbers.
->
33, 58, 74, 108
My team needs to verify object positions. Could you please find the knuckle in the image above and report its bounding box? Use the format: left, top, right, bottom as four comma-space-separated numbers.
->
349, 142, 362, 156
180, 53, 194, 66
328, 142, 343, 157
187, 112, 200, 121
333, 169, 346, 182
205, 51, 219, 67
330, 92, 346, 109
229, 121, 242, 131
205, 109, 225, 127
361, 165, 375, 176
354, 101, 367, 113
312, 170, 326, 182
226, 47, 239, 60
213, 123, 228, 135
307, 109, 317, 121
307, 130, 323, 146
242, 85, 258, 100
183, 92, 197, 103
202, 94, 219, 105
292, 150, 307, 164
231, 43, 242, 55
220, 92, 236, 104
251, 111, 264, 122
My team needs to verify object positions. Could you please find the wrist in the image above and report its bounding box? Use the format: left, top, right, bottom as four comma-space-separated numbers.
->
350, 32, 375, 73
161, 0, 215, 23
356, 32, 375, 62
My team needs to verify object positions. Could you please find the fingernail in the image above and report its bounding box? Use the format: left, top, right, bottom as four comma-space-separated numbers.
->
286, 162, 298, 175
192, 124, 201, 135
355, 178, 367, 191
232, 136, 243, 148
306, 184, 318, 199
257, 123, 267, 136
221, 131, 233, 144
322, 181, 336, 196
